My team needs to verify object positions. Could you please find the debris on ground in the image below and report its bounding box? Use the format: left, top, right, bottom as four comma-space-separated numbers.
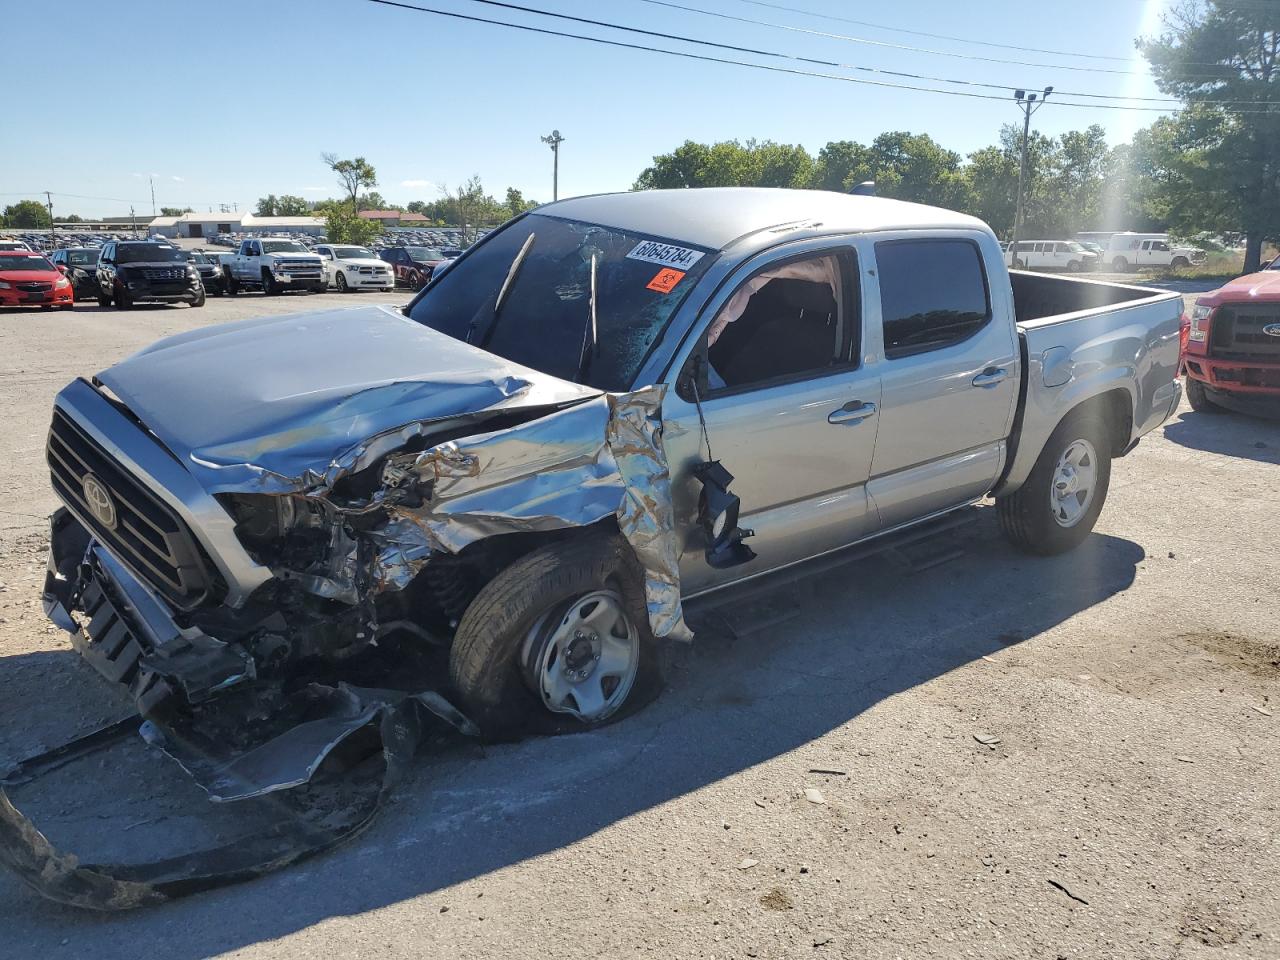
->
1047, 878, 1090, 905
737, 857, 759, 870
807, 768, 847, 776
973, 734, 1001, 747
803, 788, 826, 805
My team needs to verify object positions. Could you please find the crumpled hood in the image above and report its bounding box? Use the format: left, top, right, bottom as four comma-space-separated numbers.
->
96, 305, 600, 493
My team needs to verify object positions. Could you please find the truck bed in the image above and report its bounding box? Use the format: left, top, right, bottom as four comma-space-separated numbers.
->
998, 270, 1185, 494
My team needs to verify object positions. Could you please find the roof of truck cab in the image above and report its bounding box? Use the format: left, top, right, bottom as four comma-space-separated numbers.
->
538, 188, 989, 252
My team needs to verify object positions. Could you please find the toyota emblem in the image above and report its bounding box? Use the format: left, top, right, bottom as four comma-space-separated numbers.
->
81, 474, 117, 530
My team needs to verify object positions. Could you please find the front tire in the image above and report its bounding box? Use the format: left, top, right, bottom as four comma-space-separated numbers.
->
97, 290, 112, 307
409, 270, 422, 291
1111, 257, 1129, 273
1067, 259, 1082, 273
449, 534, 665, 738
114, 286, 132, 310
1185, 377, 1224, 414
336, 271, 349, 293
997, 408, 1113, 556
1171, 256, 1190, 270
261, 271, 278, 296
190, 287, 206, 308
225, 270, 239, 296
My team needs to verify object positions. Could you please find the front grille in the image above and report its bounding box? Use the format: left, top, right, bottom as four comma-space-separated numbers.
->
278, 260, 320, 272
141, 267, 184, 281
17, 281, 52, 292
1210, 305, 1280, 362
46, 409, 214, 609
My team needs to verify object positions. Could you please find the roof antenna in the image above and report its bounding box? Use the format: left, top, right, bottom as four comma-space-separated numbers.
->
849, 182, 876, 197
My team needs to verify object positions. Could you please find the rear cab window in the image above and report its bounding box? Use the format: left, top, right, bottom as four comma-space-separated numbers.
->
875, 239, 992, 360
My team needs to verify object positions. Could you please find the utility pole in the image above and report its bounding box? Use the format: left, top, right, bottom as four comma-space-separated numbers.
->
44, 191, 54, 249
541, 129, 565, 201
1010, 86, 1053, 257
149, 176, 157, 219
130, 206, 138, 238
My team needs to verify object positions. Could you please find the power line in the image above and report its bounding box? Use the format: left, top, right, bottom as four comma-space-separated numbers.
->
724, 0, 1139, 62
361, 0, 1277, 114
634, 0, 1238, 80
454, 0, 1191, 103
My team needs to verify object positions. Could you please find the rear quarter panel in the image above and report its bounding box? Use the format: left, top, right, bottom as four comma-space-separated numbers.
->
1001, 286, 1183, 492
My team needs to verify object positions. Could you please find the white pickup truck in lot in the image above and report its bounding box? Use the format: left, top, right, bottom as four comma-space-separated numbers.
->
41, 188, 1183, 739
220, 237, 326, 295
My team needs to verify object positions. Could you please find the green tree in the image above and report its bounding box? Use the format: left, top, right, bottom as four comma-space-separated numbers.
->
1140, 0, 1280, 271
61, 214, 85, 223
3, 200, 51, 228
357, 191, 392, 212
159, 206, 192, 217
321, 154, 379, 215
275, 195, 312, 216
811, 140, 873, 192
504, 187, 537, 218
319, 202, 382, 245
255, 194, 280, 217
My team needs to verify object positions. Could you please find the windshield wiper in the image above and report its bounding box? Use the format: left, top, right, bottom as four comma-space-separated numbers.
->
472, 232, 535, 346
576, 252, 599, 382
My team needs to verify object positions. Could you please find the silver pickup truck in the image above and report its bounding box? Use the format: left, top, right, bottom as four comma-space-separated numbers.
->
220, 237, 327, 295
42, 189, 1182, 736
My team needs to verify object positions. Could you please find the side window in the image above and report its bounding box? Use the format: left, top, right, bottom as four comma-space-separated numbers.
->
1141, 240, 1152, 251
1056, 243, 1069, 254
701, 251, 855, 393
876, 239, 991, 361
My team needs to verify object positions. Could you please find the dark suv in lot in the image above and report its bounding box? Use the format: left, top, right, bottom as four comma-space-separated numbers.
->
96, 241, 205, 309
378, 245, 445, 290
48, 247, 101, 299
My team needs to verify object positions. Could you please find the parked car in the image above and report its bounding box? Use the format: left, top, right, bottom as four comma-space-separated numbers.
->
48, 247, 101, 299
378, 245, 445, 289
1100, 233, 1205, 273
186, 250, 225, 296
0, 250, 73, 310
222, 238, 326, 295
95, 240, 205, 309
1005, 240, 1098, 273
1180, 257, 1280, 416
41, 188, 1182, 739
314, 244, 394, 292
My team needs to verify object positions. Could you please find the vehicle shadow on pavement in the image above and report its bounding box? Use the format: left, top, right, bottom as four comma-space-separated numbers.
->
0, 510, 1144, 955
1162, 409, 1280, 463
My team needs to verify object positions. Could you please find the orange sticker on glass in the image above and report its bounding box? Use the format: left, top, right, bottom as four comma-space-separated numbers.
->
646, 268, 685, 293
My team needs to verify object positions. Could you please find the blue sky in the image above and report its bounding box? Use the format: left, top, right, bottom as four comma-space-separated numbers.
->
2, 0, 1172, 217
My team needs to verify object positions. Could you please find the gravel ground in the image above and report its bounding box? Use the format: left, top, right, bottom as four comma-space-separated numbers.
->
1, 291, 1277, 959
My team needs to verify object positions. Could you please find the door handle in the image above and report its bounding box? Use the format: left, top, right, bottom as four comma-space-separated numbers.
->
972, 367, 1009, 388
828, 401, 877, 425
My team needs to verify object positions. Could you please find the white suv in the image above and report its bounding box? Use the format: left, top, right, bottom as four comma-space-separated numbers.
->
314, 244, 395, 292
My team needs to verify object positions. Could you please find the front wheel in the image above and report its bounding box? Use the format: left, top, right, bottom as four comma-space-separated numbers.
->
1111, 257, 1129, 273
336, 271, 348, 293
1012, 258, 1025, 270
114, 286, 132, 310
449, 534, 666, 738
1171, 256, 1190, 270
1067, 259, 1082, 273
997, 409, 1113, 556
190, 287, 206, 308
408, 271, 422, 291
1185, 377, 1224, 414
261, 271, 278, 296
97, 289, 112, 308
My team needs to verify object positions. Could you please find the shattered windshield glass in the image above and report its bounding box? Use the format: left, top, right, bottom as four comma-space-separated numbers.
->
406, 214, 715, 391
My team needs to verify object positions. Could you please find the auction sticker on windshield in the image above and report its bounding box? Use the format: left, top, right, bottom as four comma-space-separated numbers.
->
646, 268, 685, 294
627, 240, 705, 271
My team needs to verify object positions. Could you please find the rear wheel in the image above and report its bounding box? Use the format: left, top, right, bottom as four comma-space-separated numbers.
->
1012, 258, 1025, 269
449, 534, 666, 738
1185, 377, 1224, 414
997, 408, 1113, 556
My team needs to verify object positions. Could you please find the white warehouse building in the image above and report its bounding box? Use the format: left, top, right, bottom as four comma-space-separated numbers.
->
147, 213, 325, 239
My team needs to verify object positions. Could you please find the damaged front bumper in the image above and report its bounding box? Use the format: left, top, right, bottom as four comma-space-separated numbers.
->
44, 508, 256, 716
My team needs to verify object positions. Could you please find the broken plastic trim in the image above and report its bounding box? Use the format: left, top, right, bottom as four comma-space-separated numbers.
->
0, 684, 476, 911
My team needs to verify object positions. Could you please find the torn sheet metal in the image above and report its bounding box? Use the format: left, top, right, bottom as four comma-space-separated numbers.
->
0, 684, 476, 911
375, 384, 691, 641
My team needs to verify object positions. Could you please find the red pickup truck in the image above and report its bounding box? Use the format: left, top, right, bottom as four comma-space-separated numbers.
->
1181, 259, 1280, 415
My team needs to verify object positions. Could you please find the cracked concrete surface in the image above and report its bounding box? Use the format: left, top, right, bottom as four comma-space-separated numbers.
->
1, 294, 1277, 958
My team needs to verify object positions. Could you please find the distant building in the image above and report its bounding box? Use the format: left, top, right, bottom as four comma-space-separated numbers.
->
358, 210, 406, 226
147, 213, 325, 239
